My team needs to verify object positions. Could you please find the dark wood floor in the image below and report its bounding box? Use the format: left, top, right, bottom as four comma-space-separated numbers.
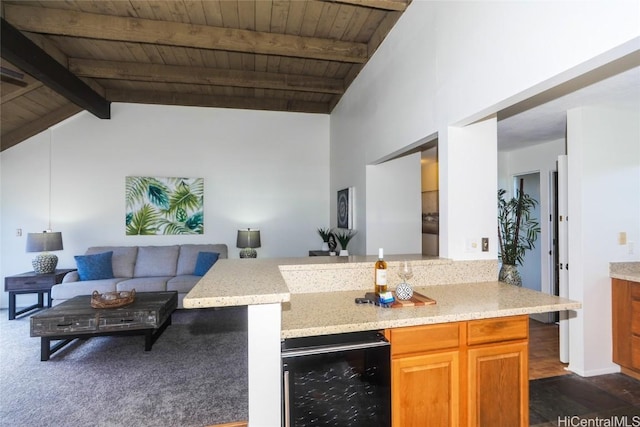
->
528, 319, 640, 426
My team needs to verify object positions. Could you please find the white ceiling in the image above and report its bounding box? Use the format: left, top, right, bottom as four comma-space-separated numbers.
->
497, 66, 640, 151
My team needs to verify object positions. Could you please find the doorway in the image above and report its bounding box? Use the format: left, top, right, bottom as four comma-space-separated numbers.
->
421, 144, 439, 256
514, 172, 541, 292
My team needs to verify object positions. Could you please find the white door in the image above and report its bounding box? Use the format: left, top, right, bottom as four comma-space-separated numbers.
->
558, 155, 569, 363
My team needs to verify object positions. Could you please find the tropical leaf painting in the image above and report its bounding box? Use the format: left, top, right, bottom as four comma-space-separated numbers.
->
125, 176, 204, 235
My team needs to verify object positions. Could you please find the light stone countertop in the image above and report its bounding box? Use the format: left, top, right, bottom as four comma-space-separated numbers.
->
184, 256, 582, 339
183, 255, 450, 308
281, 282, 582, 338
610, 262, 640, 282
184, 258, 291, 308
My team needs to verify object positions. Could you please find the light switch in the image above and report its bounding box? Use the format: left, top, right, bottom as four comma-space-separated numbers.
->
16, 228, 22, 237
466, 238, 479, 252
619, 232, 627, 245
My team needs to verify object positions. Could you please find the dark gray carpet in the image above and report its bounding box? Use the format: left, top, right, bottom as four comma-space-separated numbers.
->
0, 306, 248, 427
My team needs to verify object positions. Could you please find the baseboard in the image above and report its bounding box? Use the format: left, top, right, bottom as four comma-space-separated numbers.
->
567, 363, 621, 377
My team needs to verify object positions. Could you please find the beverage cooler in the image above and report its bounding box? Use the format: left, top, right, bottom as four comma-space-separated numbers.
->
281, 330, 391, 427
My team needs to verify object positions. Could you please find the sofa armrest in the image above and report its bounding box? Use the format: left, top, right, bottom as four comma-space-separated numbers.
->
62, 271, 80, 283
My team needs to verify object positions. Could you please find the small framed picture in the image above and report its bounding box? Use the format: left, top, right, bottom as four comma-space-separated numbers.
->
337, 187, 354, 229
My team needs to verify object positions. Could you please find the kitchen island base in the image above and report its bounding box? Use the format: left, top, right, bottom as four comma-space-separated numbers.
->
386, 315, 529, 427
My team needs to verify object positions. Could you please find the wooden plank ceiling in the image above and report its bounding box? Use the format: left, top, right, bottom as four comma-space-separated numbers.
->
0, 0, 410, 151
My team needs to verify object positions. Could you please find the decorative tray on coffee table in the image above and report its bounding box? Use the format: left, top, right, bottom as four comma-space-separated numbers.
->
91, 289, 136, 309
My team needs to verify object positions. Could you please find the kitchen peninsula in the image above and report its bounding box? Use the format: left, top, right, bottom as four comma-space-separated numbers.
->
184, 255, 581, 426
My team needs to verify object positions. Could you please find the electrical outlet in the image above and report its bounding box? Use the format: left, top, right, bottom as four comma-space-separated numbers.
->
482, 238, 489, 252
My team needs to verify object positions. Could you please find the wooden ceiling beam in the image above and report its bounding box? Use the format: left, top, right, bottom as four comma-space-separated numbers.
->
320, 0, 409, 11
69, 58, 345, 95
0, 18, 110, 119
1, 103, 82, 151
5, 4, 368, 64
106, 89, 331, 114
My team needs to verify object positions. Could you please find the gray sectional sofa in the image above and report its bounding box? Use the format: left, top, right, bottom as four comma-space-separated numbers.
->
52, 244, 228, 308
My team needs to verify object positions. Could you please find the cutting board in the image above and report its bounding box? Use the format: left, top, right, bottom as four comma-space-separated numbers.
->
390, 291, 436, 308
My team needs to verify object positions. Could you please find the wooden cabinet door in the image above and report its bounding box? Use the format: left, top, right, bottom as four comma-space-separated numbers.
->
467, 341, 528, 427
612, 278, 632, 367
631, 282, 640, 371
392, 351, 459, 427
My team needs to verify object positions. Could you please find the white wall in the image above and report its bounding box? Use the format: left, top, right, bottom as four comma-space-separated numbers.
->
366, 153, 422, 255
330, 0, 639, 258
567, 105, 640, 377
0, 103, 330, 308
442, 118, 498, 260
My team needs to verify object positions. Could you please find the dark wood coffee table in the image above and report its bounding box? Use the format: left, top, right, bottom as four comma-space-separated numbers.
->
30, 291, 178, 361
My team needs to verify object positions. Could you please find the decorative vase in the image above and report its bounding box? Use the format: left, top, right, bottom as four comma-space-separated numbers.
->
321, 241, 330, 251
395, 283, 413, 300
499, 264, 522, 287
339, 249, 349, 256
32, 253, 58, 274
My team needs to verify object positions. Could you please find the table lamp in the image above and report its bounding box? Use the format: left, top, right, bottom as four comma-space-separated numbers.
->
237, 228, 261, 258
26, 231, 63, 274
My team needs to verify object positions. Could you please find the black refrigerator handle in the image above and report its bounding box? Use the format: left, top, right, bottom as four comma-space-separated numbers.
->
281, 339, 389, 359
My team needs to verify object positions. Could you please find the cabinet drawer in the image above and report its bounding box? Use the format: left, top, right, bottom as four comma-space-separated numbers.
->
31, 316, 98, 336
630, 282, 640, 299
5, 276, 53, 291
389, 323, 460, 356
98, 310, 158, 330
467, 316, 528, 346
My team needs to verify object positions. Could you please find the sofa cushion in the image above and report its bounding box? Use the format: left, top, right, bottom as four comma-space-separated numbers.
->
194, 252, 219, 276
134, 245, 179, 277
75, 251, 114, 281
176, 244, 228, 275
116, 277, 172, 293
167, 275, 200, 293
86, 246, 138, 278
51, 279, 123, 300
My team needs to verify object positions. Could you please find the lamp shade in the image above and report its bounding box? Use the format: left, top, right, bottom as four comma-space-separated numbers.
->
26, 231, 63, 252
236, 229, 261, 249
237, 229, 260, 259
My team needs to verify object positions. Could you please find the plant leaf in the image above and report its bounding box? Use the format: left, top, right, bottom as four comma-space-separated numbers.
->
126, 204, 160, 235
147, 184, 170, 210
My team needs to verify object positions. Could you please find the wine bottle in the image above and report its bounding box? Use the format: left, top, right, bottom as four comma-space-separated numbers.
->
375, 248, 388, 296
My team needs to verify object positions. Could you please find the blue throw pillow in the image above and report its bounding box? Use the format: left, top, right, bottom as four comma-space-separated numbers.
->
194, 252, 219, 276
75, 251, 114, 281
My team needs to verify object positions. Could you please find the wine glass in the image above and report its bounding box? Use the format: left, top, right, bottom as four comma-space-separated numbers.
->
397, 260, 413, 285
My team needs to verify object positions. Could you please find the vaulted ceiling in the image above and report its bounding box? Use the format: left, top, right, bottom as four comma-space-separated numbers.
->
0, 0, 410, 151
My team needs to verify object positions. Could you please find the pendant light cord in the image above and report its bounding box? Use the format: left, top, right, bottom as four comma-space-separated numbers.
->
48, 129, 52, 231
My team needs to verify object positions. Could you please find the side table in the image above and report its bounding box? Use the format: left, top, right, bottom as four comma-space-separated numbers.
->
4, 269, 75, 320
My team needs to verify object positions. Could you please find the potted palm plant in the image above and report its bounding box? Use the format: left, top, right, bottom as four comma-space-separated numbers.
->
317, 228, 333, 251
334, 229, 356, 256
497, 183, 540, 286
